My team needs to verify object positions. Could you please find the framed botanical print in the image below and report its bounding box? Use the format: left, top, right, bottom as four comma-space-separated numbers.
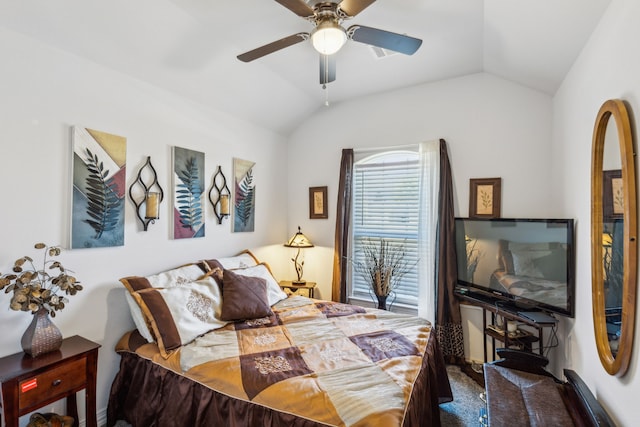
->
603, 169, 623, 220
469, 178, 501, 218
309, 186, 328, 219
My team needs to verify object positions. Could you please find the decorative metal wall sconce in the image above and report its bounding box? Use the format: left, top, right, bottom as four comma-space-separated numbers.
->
129, 156, 164, 231
208, 165, 231, 224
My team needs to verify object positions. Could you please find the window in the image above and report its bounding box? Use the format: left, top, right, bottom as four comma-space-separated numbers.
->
350, 150, 420, 307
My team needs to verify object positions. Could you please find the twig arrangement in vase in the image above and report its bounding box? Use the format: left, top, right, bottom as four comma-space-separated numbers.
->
0, 243, 82, 357
465, 235, 482, 283
352, 238, 416, 310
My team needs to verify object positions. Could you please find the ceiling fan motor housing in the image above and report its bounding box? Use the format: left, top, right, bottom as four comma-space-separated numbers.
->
238, 0, 422, 85
311, 18, 347, 55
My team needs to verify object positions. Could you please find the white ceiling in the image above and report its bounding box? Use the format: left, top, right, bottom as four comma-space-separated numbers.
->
0, 0, 611, 136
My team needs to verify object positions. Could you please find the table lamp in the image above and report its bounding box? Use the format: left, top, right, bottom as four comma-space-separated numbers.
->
284, 226, 314, 284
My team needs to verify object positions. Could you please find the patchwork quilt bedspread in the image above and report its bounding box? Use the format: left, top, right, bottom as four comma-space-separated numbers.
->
115, 296, 448, 426
492, 270, 567, 309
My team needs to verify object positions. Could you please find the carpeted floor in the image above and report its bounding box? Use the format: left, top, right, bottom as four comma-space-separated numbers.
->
440, 364, 485, 426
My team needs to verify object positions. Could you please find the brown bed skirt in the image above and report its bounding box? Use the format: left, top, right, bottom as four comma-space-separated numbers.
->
107, 331, 452, 427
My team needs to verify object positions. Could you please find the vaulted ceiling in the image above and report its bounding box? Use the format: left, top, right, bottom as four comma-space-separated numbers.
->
0, 0, 611, 135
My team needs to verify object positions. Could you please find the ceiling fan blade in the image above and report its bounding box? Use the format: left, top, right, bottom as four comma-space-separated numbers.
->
274, 0, 315, 17
320, 54, 336, 85
237, 33, 309, 62
338, 0, 377, 17
348, 25, 422, 55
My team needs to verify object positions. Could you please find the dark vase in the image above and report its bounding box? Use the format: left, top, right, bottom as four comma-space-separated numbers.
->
376, 295, 388, 310
21, 308, 63, 357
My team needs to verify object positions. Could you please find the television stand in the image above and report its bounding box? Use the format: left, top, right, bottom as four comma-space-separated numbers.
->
518, 311, 558, 324
455, 290, 558, 363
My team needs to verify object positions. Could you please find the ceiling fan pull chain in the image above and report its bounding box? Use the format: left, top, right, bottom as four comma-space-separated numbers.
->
324, 84, 330, 106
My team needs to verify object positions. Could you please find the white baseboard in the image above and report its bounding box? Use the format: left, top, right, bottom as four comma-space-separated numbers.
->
97, 408, 107, 427
72, 408, 107, 427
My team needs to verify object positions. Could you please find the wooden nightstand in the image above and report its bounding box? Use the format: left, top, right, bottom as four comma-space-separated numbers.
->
0, 335, 100, 427
279, 281, 317, 298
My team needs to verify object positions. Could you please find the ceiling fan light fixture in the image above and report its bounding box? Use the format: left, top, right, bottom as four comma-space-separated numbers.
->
311, 21, 347, 55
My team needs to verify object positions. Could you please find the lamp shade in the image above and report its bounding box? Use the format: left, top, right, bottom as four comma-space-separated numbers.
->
285, 226, 314, 248
311, 21, 347, 55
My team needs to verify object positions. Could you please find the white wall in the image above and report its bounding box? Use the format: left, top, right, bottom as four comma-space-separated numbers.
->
0, 27, 289, 425
552, 0, 640, 425
287, 73, 553, 301
5, 1, 638, 424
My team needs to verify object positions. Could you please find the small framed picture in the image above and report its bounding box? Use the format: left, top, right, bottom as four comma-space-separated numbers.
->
309, 186, 328, 219
603, 169, 623, 220
469, 178, 501, 218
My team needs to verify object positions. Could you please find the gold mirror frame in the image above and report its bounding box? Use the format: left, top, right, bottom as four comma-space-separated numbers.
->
591, 99, 637, 376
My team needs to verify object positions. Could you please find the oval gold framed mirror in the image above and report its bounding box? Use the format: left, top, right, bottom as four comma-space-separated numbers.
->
591, 99, 637, 376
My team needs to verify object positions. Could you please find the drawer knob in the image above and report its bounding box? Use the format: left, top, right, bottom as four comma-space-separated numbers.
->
52, 379, 62, 386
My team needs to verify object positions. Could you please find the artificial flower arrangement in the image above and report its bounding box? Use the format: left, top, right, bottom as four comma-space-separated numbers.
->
0, 243, 82, 316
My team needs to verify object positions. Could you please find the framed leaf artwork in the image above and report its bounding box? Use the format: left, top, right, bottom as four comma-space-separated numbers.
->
172, 146, 205, 239
233, 158, 256, 232
603, 169, 623, 220
71, 126, 126, 249
469, 177, 501, 218
309, 186, 328, 219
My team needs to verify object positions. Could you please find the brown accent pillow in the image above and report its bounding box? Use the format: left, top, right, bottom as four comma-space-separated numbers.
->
205, 260, 224, 286
220, 269, 272, 321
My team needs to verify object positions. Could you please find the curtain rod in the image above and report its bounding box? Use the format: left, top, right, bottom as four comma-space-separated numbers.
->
354, 143, 419, 154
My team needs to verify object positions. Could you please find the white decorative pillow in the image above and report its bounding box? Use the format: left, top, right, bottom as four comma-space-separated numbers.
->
120, 264, 207, 342
215, 251, 259, 269
132, 275, 227, 358
511, 251, 548, 278
230, 263, 288, 306
145, 264, 207, 288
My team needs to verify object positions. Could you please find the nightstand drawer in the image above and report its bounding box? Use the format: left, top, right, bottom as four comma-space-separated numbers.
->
279, 281, 316, 299
285, 287, 313, 298
19, 357, 86, 410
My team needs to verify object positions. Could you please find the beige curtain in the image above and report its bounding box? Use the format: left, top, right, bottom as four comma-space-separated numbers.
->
332, 149, 354, 303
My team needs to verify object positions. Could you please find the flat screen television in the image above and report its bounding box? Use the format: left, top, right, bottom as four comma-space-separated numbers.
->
454, 217, 575, 317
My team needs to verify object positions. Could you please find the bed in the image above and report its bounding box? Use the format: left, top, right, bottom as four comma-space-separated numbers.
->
489, 239, 568, 309
107, 252, 452, 426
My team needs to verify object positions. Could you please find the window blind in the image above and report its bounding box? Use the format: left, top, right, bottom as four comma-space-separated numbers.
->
351, 155, 420, 306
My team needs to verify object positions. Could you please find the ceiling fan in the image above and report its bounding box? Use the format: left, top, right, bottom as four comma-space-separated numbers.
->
237, 0, 423, 87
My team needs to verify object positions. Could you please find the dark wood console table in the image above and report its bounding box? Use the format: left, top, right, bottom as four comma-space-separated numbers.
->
0, 335, 100, 427
456, 290, 558, 362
